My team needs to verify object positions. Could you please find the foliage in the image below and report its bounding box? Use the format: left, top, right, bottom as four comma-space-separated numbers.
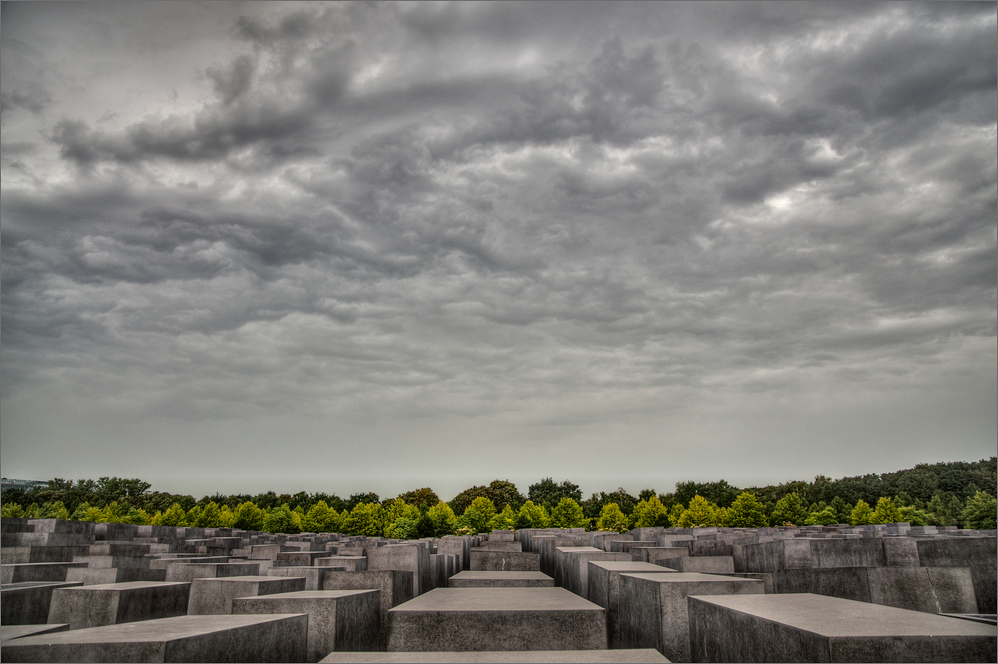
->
415, 512, 436, 538
674, 480, 740, 509
344, 502, 382, 537
450, 481, 524, 514
194, 501, 226, 528
263, 504, 301, 534
596, 502, 630, 533
487, 504, 517, 531
345, 493, 380, 512
385, 517, 418, 539
677, 495, 719, 528
726, 492, 769, 527
468, 497, 497, 524
849, 500, 875, 526
770, 493, 808, 526
550, 497, 587, 529
872, 497, 901, 525
527, 478, 582, 511
630, 496, 670, 528
515, 500, 550, 529
454, 509, 486, 535
804, 506, 839, 526
232, 501, 265, 531
397, 488, 441, 512
1, 502, 26, 518
427, 501, 457, 537
667, 503, 685, 526
963, 491, 997, 530
303, 500, 338, 533
897, 505, 929, 526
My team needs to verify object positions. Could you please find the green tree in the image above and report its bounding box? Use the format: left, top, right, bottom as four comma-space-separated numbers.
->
515, 500, 550, 529
487, 504, 517, 531
770, 493, 808, 526
263, 504, 300, 534
549, 497, 587, 529
596, 503, 630, 532
527, 478, 582, 511
415, 512, 435, 538
385, 517, 418, 539
726, 492, 768, 527
872, 497, 901, 524
344, 502, 382, 537
1, 502, 25, 518
674, 480, 740, 509
232, 501, 264, 531
468, 497, 497, 525
427, 501, 457, 537
303, 500, 335, 533
454, 509, 486, 535
630, 496, 670, 528
804, 506, 839, 525
850, 499, 875, 526
962, 491, 997, 530
450, 481, 524, 514
667, 503, 685, 526
898, 505, 929, 526
677, 495, 719, 527
194, 501, 225, 528
158, 502, 189, 527
37, 500, 71, 520
397, 488, 441, 512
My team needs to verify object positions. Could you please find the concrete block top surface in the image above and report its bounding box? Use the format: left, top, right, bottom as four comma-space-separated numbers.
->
320, 649, 669, 663
588, 561, 678, 572
54, 580, 191, 591
0, 624, 70, 643
691, 593, 998, 637
390, 587, 604, 612
235, 589, 378, 601
450, 571, 554, 581
622, 572, 761, 585
2, 614, 308, 644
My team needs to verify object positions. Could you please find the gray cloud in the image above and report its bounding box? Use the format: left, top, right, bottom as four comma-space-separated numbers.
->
2, 2, 994, 498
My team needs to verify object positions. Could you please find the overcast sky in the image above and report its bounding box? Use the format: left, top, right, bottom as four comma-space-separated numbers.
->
2, 2, 995, 502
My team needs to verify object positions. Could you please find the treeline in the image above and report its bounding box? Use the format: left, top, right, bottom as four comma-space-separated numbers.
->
2, 458, 995, 534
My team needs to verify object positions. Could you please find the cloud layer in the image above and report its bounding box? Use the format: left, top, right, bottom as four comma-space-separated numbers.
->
2, 2, 995, 498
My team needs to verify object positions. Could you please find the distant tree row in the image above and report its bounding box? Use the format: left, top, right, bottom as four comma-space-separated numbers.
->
2, 458, 994, 534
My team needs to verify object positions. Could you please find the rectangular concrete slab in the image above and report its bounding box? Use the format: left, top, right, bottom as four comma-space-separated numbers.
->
1, 563, 88, 585
1, 582, 83, 625
687, 592, 997, 663
587, 561, 679, 650
320, 649, 669, 662
1, 625, 69, 644
616, 572, 764, 661
188, 575, 306, 614
469, 550, 540, 572
387, 587, 606, 652
0, 613, 308, 662
448, 571, 554, 588
164, 561, 261, 583
233, 589, 380, 662
48, 581, 191, 629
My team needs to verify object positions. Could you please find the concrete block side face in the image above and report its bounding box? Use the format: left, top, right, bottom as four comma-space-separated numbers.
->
162, 614, 309, 663
334, 591, 381, 655
115, 584, 192, 624
687, 597, 832, 664
828, 635, 998, 663
387, 609, 607, 652
615, 574, 661, 652
922, 567, 979, 614
1, 639, 167, 663
916, 538, 997, 613
47, 587, 120, 630
1, 582, 82, 625
774, 568, 873, 603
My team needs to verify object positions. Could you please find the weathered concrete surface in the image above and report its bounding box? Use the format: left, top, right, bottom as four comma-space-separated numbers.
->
687, 593, 997, 663
1, 563, 88, 585
559, 550, 630, 600
0, 624, 69, 644
163, 561, 261, 583
316, 556, 367, 571
1, 582, 82, 625
915, 537, 997, 613
367, 544, 432, 598
0, 614, 308, 662
448, 571, 554, 588
437, 537, 471, 571
188, 575, 306, 615
268, 566, 344, 591
319, 570, 415, 650
320, 649, 669, 662
616, 572, 764, 661
472, 542, 523, 552
774, 566, 978, 614
587, 560, 677, 647
48, 581, 191, 629
469, 550, 541, 572
65, 567, 167, 585
234, 590, 380, 662
659, 556, 735, 575
554, 547, 602, 589
387, 588, 606, 652
2, 545, 92, 564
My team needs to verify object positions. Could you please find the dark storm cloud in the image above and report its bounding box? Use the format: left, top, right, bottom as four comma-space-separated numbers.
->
2, 2, 994, 494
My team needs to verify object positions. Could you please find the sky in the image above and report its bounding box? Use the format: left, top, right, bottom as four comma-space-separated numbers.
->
1, 1, 995, 502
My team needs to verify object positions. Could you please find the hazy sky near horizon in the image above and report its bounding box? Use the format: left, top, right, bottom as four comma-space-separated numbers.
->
2, 1, 995, 502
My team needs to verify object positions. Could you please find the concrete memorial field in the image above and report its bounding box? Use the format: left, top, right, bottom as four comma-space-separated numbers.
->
1, 518, 995, 662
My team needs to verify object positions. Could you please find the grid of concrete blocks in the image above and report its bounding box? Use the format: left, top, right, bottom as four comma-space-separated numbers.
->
1, 516, 995, 662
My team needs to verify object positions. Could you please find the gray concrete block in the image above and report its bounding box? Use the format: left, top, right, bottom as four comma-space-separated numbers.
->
164, 561, 261, 582
687, 593, 997, 662
0, 613, 308, 662
554, 547, 602, 588
367, 544, 432, 597
0, 624, 70, 644
773, 566, 979, 614
472, 541, 522, 552
559, 550, 630, 599
233, 590, 380, 662
916, 536, 997, 613
65, 567, 167, 585
319, 649, 669, 662
148, 556, 230, 570
188, 575, 306, 615
469, 550, 540, 572
319, 570, 415, 649
1, 582, 82, 625
2, 563, 89, 584
634, 547, 688, 565
387, 588, 606, 652
587, 561, 677, 649
269, 566, 344, 590
437, 537, 471, 571
2, 545, 91, 564
316, 556, 367, 571
616, 572, 764, 661
48, 581, 191, 629
448, 571, 554, 588
660, 556, 735, 575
